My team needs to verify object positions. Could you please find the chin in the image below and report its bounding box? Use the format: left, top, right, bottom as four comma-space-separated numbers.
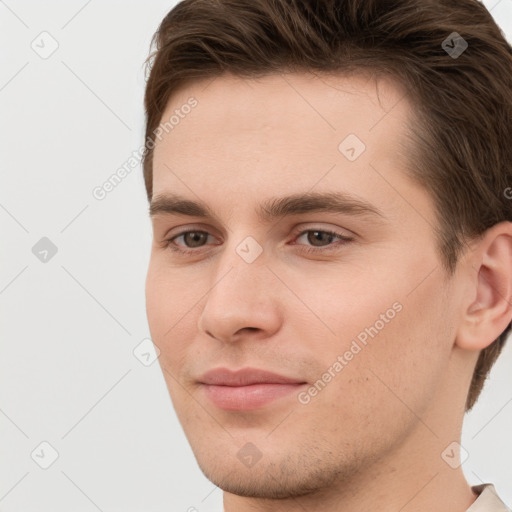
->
192, 446, 350, 500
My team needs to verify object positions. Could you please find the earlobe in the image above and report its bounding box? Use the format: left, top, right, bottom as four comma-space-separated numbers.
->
456, 222, 512, 352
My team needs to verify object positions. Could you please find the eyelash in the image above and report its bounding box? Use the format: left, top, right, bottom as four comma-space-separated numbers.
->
163, 228, 353, 256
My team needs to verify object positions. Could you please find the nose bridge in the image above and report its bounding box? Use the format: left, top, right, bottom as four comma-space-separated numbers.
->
210, 227, 269, 295
197, 234, 281, 341
205, 236, 269, 313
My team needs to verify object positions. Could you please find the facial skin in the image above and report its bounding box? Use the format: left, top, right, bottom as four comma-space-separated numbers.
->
145, 71, 512, 512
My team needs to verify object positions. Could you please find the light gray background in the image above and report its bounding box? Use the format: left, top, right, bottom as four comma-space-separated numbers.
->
1, 1, 511, 511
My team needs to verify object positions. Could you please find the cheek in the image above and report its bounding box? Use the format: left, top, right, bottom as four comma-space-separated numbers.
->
145, 260, 167, 325
145, 260, 198, 337
348, 280, 451, 418
299, 266, 452, 420
285, 263, 404, 350
145, 266, 193, 378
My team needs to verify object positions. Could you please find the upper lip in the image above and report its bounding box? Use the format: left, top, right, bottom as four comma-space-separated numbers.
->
199, 367, 306, 386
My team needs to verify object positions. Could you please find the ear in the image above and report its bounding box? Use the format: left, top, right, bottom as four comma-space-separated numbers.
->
455, 221, 512, 351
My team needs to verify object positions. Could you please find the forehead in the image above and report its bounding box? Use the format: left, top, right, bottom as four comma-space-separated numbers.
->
151, 71, 419, 222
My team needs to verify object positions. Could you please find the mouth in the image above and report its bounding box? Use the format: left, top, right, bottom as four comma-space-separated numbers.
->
198, 367, 307, 411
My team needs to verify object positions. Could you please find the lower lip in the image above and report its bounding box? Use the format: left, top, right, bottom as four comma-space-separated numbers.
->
202, 383, 305, 411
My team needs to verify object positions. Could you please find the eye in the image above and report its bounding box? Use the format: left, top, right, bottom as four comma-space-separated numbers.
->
291, 228, 353, 254
163, 227, 353, 255
165, 230, 215, 254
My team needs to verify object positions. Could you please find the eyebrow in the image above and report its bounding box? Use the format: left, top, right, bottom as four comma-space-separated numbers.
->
149, 191, 385, 223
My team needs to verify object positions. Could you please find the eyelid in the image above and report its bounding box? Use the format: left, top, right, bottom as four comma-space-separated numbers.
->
163, 222, 220, 238
290, 223, 355, 240
163, 222, 354, 239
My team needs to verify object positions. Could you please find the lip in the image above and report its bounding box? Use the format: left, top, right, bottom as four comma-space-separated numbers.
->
199, 367, 305, 386
199, 367, 307, 411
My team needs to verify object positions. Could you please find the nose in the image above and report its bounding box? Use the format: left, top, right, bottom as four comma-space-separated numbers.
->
197, 249, 283, 345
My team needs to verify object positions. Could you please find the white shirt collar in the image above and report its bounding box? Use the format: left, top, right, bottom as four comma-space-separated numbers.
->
467, 484, 511, 512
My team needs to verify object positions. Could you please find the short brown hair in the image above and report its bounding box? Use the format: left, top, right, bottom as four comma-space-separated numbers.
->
142, 0, 512, 411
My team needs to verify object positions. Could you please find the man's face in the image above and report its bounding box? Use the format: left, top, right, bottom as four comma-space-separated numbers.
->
146, 72, 461, 498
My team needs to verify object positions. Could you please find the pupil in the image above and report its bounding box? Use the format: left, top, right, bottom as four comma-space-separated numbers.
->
187, 232, 204, 247
310, 231, 331, 246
